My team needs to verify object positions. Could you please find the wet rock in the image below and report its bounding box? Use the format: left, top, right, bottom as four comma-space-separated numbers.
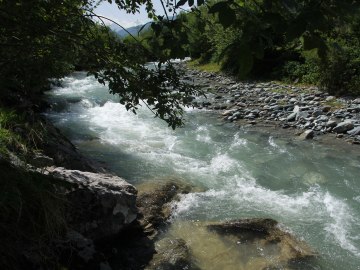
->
286, 112, 298, 122
352, 98, 360, 104
333, 120, 354, 134
145, 238, 195, 270
47, 167, 137, 241
347, 126, 360, 136
303, 172, 327, 185
326, 96, 336, 101
299, 130, 314, 140
136, 180, 196, 236
312, 110, 323, 117
326, 120, 337, 128
207, 218, 316, 268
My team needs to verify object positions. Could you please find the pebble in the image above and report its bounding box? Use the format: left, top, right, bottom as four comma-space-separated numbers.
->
178, 63, 360, 144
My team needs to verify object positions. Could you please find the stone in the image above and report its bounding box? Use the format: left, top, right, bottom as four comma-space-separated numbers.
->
222, 109, 235, 116
207, 218, 316, 268
47, 167, 137, 241
312, 110, 323, 117
299, 130, 314, 140
136, 180, 197, 236
352, 98, 360, 104
145, 238, 194, 270
333, 121, 354, 134
321, 106, 331, 113
29, 152, 54, 168
326, 120, 337, 128
65, 230, 96, 263
326, 96, 336, 101
347, 126, 360, 136
286, 112, 298, 122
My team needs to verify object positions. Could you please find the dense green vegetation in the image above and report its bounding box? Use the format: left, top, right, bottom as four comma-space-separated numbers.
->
135, 0, 360, 96
0, 0, 201, 129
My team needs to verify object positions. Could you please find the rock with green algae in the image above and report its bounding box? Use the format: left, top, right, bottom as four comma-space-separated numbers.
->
145, 237, 199, 270
207, 218, 317, 269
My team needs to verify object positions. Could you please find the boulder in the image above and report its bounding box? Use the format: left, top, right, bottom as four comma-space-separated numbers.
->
29, 152, 54, 168
47, 167, 137, 241
333, 121, 354, 134
326, 120, 337, 128
286, 112, 298, 122
136, 180, 196, 236
145, 238, 194, 270
347, 126, 360, 136
207, 218, 316, 268
299, 130, 314, 140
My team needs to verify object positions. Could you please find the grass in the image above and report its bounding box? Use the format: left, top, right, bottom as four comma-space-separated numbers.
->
0, 108, 24, 155
0, 106, 68, 269
322, 99, 345, 110
186, 59, 221, 73
0, 159, 67, 269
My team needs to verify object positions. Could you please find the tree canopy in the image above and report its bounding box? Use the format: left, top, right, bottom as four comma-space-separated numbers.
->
137, 0, 360, 95
1, 0, 359, 129
0, 0, 202, 129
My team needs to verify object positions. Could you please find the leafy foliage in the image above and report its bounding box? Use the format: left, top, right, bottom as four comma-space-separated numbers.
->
0, 0, 203, 128
157, 0, 360, 95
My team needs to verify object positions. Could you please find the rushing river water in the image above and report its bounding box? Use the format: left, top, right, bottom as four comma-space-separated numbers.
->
45, 72, 360, 269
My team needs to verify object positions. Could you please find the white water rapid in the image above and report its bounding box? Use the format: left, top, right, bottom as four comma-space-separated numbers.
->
45, 72, 360, 269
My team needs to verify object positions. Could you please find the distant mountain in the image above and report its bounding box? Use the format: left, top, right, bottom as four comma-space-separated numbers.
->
109, 23, 150, 38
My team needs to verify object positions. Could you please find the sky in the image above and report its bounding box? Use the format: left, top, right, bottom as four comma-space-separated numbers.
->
94, 1, 165, 28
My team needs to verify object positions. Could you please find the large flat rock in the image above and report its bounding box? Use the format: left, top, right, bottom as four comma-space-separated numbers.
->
47, 167, 138, 241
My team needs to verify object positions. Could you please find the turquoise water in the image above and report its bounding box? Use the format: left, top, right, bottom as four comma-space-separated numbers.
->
45, 72, 360, 269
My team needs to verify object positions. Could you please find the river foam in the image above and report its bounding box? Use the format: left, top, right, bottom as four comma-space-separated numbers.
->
45, 72, 360, 269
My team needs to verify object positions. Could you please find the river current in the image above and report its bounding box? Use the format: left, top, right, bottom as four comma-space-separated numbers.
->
45, 72, 360, 269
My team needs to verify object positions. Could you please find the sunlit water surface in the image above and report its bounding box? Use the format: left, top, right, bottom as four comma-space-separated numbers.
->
45, 72, 360, 269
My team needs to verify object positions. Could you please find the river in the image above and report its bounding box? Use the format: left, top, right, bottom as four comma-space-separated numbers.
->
45, 71, 360, 269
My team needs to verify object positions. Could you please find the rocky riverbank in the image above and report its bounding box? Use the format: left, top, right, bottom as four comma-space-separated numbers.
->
178, 62, 360, 145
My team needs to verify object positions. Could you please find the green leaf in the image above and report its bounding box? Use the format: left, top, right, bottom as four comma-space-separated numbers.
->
286, 18, 307, 41
208, 1, 228, 14
302, 34, 322, 50
218, 7, 236, 28
237, 44, 253, 78
176, 0, 187, 8
151, 23, 162, 37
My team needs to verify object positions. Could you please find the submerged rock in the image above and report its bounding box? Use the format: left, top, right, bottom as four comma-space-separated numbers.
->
145, 238, 196, 270
207, 218, 316, 269
47, 167, 138, 241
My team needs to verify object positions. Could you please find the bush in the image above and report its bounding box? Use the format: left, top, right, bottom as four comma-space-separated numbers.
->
319, 43, 360, 96
280, 57, 320, 85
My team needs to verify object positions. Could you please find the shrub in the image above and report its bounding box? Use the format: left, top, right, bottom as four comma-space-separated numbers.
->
319, 43, 360, 96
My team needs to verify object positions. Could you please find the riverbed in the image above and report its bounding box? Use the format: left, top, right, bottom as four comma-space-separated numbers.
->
45, 72, 360, 269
